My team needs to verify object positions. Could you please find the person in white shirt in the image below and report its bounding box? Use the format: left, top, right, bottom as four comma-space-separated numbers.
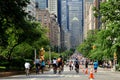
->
24, 62, 30, 76
52, 58, 57, 74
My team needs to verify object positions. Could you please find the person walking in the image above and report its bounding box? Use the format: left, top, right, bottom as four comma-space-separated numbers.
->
93, 60, 98, 73
85, 59, 89, 69
85, 59, 89, 74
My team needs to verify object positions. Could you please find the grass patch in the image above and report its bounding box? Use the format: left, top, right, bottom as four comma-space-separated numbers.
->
0, 66, 6, 71
0, 66, 6, 69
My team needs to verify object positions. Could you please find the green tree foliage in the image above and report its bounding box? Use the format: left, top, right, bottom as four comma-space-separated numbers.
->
97, 0, 120, 61
0, 0, 49, 70
0, 0, 30, 59
61, 49, 75, 61
44, 52, 59, 60
0, 0, 29, 46
77, 30, 97, 58
78, 0, 120, 62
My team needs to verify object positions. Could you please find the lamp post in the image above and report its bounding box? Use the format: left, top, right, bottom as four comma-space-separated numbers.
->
34, 49, 36, 61
112, 38, 117, 71
49, 47, 51, 63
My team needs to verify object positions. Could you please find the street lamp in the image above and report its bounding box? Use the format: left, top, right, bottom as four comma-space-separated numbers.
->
49, 47, 51, 63
34, 49, 36, 61
112, 38, 117, 71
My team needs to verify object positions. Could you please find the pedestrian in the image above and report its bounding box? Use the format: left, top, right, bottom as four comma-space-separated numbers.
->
24, 61, 31, 76
85, 59, 89, 69
93, 60, 98, 73
84, 59, 89, 74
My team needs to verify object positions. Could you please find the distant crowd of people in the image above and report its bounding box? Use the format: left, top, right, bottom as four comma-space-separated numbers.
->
24, 56, 100, 76
68, 58, 99, 73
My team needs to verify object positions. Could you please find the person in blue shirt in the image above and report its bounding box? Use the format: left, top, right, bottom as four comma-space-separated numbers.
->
41, 60, 45, 74
93, 60, 98, 73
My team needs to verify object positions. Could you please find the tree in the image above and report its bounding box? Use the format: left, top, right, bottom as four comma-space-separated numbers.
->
81, 0, 120, 62
97, 0, 120, 62
0, 0, 30, 58
0, 0, 50, 70
77, 30, 97, 58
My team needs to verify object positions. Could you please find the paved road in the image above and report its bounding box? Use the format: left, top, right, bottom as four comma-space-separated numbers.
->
1, 66, 120, 80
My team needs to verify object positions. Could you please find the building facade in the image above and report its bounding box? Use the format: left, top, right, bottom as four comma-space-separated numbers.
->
48, 0, 58, 17
84, 0, 94, 39
35, 0, 48, 9
36, 9, 60, 48
60, 0, 84, 49
49, 14, 60, 47
36, 9, 50, 37
83, 0, 103, 39
26, 0, 36, 19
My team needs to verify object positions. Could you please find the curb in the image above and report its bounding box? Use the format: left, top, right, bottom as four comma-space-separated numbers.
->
0, 71, 24, 77
0, 68, 50, 77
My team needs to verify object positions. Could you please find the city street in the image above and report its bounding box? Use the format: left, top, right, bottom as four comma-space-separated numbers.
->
1, 66, 120, 80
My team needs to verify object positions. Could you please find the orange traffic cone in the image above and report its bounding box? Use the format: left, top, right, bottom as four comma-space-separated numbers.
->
89, 69, 94, 80
85, 68, 88, 74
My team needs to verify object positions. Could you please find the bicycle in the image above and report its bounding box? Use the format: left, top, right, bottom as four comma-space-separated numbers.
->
25, 68, 30, 76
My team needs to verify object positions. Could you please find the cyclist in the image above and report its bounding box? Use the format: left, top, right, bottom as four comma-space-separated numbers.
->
34, 57, 40, 74
74, 58, 80, 73
52, 57, 57, 74
41, 60, 45, 74
24, 61, 31, 76
57, 55, 63, 74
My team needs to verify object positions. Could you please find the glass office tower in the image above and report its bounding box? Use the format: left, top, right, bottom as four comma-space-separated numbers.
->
61, 0, 84, 49
35, 0, 48, 9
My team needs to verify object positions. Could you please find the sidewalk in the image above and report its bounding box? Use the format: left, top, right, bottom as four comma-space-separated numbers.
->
98, 67, 120, 73
0, 71, 24, 77
0, 67, 50, 77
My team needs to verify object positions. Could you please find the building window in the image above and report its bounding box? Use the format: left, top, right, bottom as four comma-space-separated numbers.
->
38, 16, 41, 22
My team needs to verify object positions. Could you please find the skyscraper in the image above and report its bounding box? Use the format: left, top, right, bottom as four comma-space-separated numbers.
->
60, 0, 84, 49
35, 0, 48, 9
48, 0, 58, 17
